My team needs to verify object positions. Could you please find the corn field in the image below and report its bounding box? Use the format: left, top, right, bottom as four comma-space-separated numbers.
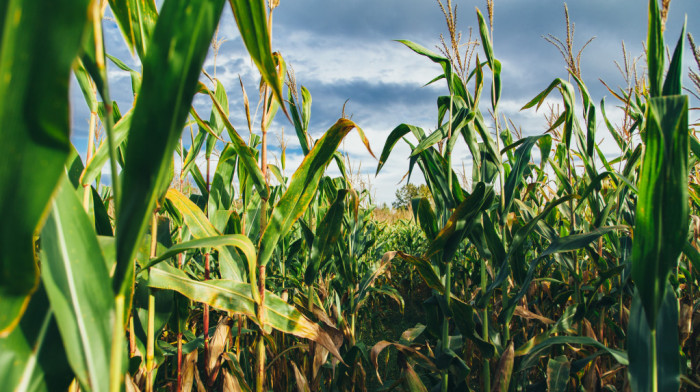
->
1, 0, 699, 391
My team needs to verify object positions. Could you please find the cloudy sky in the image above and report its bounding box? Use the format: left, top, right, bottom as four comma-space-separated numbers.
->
71, 0, 700, 205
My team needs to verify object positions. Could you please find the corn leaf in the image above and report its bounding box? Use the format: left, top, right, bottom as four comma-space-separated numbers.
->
376, 124, 424, 174
305, 190, 348, 285
546, 356, 570, 392
229, 0, 287, 118
108, 0, 158, 59
80, 111, 133, 186
165, 189, 245, 283
114, 0, 226, 296
632, 95, 688, 326
517, 336, 627, 370
40, 175, 114, 392
647, 0, 663, 98
140, 235, 256, 276
207, 87, 269, 200
628, 285, 680, 392
426, 183, 494, 262
258, 119, 362, 267
0, 0, 91, 334
0, 285, 72, 392
501, 135, 551, 224
148, 265, 343, 361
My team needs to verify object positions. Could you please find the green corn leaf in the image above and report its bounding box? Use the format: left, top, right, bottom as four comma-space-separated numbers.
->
517, 336, 627, 370
628, 285, 680, 392
353, 252, 401, 314
288, 92, 307, 153
425, 183, 494, 262
546, 356, 570, 392
258, 119, 364, 267
114, 0, 226, 296
412, 197, 438, 241
208, 145, 237, 218
476, 9, 494, 69
305, 190, 348, 285
509, 195, 577, 257
148, 265, 343, 361
662, 20, 686, 96
301, 86, 312, 134
181, 123, 206, 176
108, 0, 158, 59
0, 285, 72, 392
371, 341, 438, 385
647, 0, 664, 98
140, 235, 256, 276
39, 175, 114, 392
539, 226, 626, 260
411, 109, 475, 157
396, 40, 461, 98
473, 114, 503, 175
0, 0, 90, 334
207, 87, 269, 200
395, 253, 444, 293
501, 135, 551, 224
376, 124, 424, 174
479, 195, 576, 306
165, 189, 244, 283
149, 264, 255, 316
482, 213, 505, 265
92, 186, 114, 236
416, 148, 459, 210
632, 95, 688, 326
80, 111, 133, 186
73, 60, 98, 113
229, 0, 288, 118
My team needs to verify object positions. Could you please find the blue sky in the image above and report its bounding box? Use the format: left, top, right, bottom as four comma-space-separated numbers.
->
70, 0, 700, 205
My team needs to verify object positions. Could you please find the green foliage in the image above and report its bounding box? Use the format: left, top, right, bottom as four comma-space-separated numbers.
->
392, 183, 431, 209
0, 1, 697, 391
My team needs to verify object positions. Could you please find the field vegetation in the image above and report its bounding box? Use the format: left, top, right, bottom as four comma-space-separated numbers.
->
0, 0, 699, 391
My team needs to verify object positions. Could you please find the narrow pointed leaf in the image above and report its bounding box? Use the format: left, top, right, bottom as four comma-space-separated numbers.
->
0, 0, 90, 334
546, 356, 570, 392
165, 189, 245, 284
39, 175, 113, 392
107, 0, 158, 59
258, 119, 363, 267
115, 0, 226, 295
148, 265, 343, 361
140, 235, 256, 275
229, 0, 288, 118
0, 285, 72, 392
376, 124, 424, 174
305, 190, 348, 285
632, 95, 688, 325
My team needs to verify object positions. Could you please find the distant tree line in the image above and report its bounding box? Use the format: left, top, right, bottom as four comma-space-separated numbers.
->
392, 183, 431, 209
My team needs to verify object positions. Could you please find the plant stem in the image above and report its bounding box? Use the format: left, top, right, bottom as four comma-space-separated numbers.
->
146, 212, 158, 392
177, 332, 183, 392
83, 109, 97, 210
256, 85, 271, 392
145, 293, 156, 392
110, 295, 125, 392
651, 328, 658, 392
90, 1, 119, 212
481, 256, 491, 390
203, 153, 211, 366
441, 261, 452, 392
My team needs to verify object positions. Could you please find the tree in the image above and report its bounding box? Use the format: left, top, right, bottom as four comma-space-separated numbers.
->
392, 183, 431, 209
